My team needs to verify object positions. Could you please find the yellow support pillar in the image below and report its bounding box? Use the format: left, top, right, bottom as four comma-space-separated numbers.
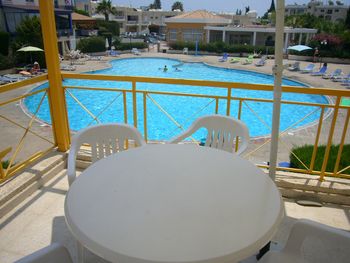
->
39, 0, 70, 151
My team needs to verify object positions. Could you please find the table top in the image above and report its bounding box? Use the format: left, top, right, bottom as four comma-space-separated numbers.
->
65, 144, 284, 263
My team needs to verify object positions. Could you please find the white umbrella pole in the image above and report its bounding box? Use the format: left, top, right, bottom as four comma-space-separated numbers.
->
269, 0, 285, 180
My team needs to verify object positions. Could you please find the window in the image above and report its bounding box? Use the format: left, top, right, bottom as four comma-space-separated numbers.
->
335, 9, 339, 12
320, 9, 324, 12
327, 9, 333, 14
183, 29, 203, 42
169, 29, 177, 41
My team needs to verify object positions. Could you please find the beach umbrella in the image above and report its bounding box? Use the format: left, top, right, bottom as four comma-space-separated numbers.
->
17, 46, 44, 63
287, 45, 312, 52
269, 0, 285, 180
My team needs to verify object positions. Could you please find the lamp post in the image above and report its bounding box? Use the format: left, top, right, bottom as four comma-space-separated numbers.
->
129, 32, 132, 51
320, 39, 327, 68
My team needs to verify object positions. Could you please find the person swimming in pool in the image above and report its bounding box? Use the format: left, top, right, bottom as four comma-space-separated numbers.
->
175, 67, 182, 72
163, 65, 168, 72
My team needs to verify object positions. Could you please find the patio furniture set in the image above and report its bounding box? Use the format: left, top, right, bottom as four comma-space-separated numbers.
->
14, 115, 350, 263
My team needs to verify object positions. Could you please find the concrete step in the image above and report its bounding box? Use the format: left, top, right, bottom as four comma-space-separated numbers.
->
0, 151, 67, 218
274, 172, 350, 206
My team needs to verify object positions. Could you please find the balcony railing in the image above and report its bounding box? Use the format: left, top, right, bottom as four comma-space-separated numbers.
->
0, 73, 349, 184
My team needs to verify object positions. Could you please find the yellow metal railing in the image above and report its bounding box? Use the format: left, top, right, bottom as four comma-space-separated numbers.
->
0, 74, 56, 182
60, 73, 350, 180
0, 72, 349, 183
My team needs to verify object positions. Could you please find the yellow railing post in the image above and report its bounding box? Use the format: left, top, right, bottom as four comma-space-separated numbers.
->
39, 0, 70, 151
226, 87, 232, 116
132, 81, 138, 128
319, 96, 341, 181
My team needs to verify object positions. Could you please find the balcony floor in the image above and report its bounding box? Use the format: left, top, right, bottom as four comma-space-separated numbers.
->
0, 168, 349, 263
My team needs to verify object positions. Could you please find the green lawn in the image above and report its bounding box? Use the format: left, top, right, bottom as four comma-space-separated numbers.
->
290, 144, 350, 175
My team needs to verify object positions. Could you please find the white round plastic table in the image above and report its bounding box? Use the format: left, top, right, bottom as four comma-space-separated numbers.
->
65, 144, 284, 263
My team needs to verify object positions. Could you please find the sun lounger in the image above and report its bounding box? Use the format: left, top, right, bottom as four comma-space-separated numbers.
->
255, 56, 267, 67
131, 48, 141, 55
183, 47, 188, 55
333, 73, 350, 82
60, 65, 76, 71
0, 76, 17, 84
322, 69, 342, 79
109, 50, 120, 57
230, 57, 240, 63
241, 55, 253, 65
288, 61, 300, 71
311, 65, 328, 76
70, 59, 86, 65
87, 55, 102, 61
218, 53, 228, 62
300, 64, 315, 73
3, 74, 30, 81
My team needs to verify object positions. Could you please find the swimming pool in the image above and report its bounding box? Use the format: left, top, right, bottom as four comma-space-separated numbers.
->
25, 57, 328, 140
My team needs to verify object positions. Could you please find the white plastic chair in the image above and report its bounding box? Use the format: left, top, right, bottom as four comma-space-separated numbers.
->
259, 219, 350, 263
183, 47, 188, 54
67, 123, 146, 186
169, 115, 249, 155
15, 243, 73, 263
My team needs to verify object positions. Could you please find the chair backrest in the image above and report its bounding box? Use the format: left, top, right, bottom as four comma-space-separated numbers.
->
319, 65, 327, 73
282, 219, 350, 263
15, 243, 73, 263
67, 123, 146, 186
169, 115, 249, 155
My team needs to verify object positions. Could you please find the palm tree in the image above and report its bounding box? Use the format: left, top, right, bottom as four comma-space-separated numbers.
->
96, 0, 116, 21
171, 1, 183, 11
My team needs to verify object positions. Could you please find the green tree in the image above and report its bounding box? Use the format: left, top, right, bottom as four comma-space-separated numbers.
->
12, 16, 45, 66
245, 6, 250, 14
171, 1, 183, 11
96, 0, 116, 21
150, 0, 161, 9
346, 7, 350, 29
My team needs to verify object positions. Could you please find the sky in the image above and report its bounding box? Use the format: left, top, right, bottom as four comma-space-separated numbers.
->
113, 0, 350, 16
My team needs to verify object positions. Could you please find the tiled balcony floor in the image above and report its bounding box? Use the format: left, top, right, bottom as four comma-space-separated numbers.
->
0, 170, 349, 263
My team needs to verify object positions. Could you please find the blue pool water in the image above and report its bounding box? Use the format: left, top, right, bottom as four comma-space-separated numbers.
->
25, 58, 328, 139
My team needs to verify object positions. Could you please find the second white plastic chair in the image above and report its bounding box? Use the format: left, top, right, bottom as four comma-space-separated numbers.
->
169, 115, 249, 155
67, 123, 146, 186
259, 219, 350, 263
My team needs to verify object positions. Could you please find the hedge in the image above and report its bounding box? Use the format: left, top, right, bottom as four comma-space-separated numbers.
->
77, 36, 106, 53
169, 41, 275, 55
290, 144, 350, 175
113, 42, 147, 51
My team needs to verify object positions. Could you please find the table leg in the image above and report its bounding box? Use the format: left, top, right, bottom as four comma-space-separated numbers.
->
76, 241, 84, 263
256, 241, 270, 260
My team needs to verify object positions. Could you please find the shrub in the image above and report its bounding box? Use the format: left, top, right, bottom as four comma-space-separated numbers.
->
77, 36, 106, 53
168, 41, 274, 55
0, 31, 10, 56
0, 54, 14, 70
113, 42, 147, 51
290, 144, 350, 175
